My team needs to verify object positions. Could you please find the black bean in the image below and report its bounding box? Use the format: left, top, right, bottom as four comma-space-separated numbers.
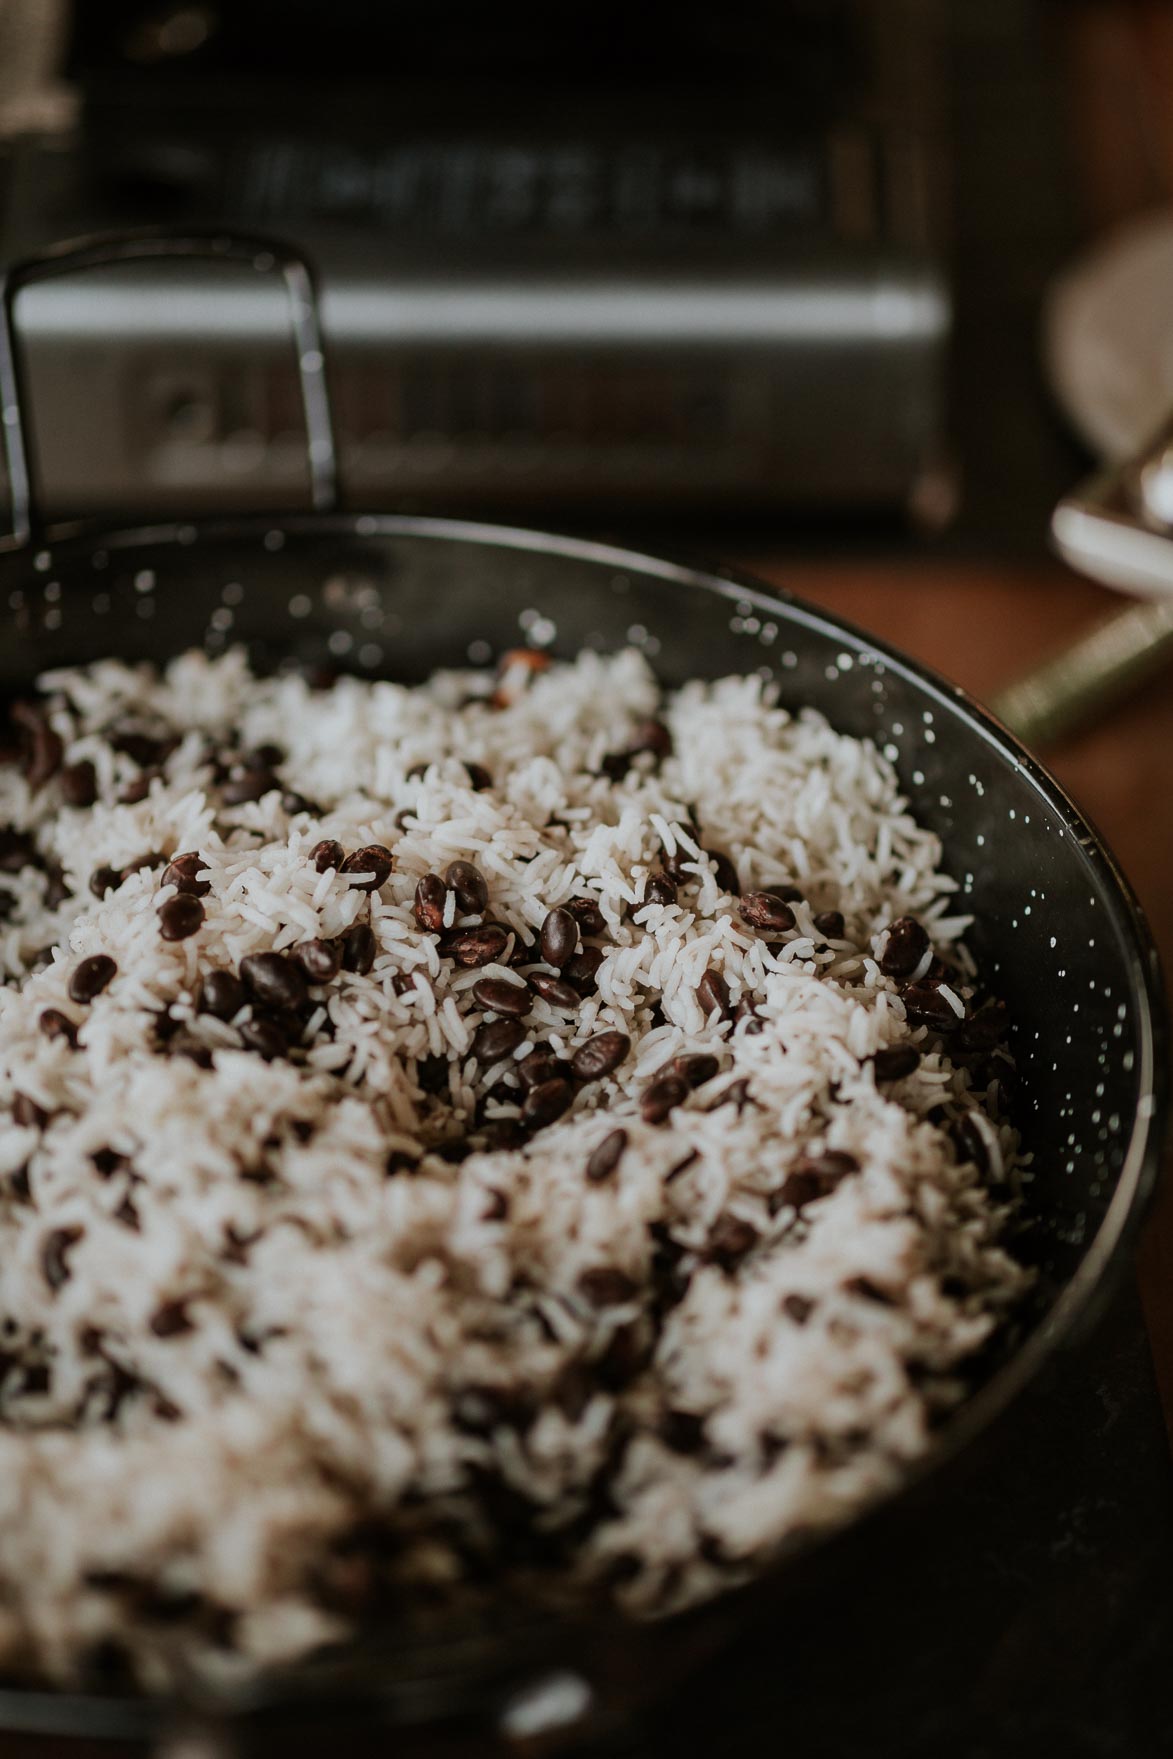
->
540, 906, 578, 968
0, 827, 39, 872
88, 865, 119, 899
221, 769, 277, 805
118, 772, 159, 805
157, 894, 204, 942
707, 849, 740, 895
563, 946, 604, 995
13, 1093, 47, 1128
311, 839, 345, 873
198, 969, 245, 1020
61, 759, 97, 807
42, 1225, 83, 1290
673, 1052, 719, 1088
123, 851, 168, 879
508, 931, 537, 968
68, 954, 116, 1004
293, 937, 343, 984
444, 860, 488, 915
880, 916, 930, 978
447, 924, 509, 968
240, 952, 308, 1012
628, 717, 672, 759
696, 966, 732, 1020
520, 1076, 573, 1130
473, 976, 531, 1016
413, 873, 449, 932
44, 865, 70, 908
956, 1002, 1010, 1053
739, 891, 795, 933
161, 852, 210, 897
578, 1266, 637, 1307
873, 1044, 920, 1081
477, 1119, 526, 1152
433, 1137, 474, 1167
587, 1128, 628, 1183
600, 751, 632, 782
12, 702, 63, 790
640, 872, 677, 909
39, 1008, 78, 1047
562, 897, 604, 939
902, 977, 964, 1032
641, 1071, 689, 1124
464, 761, 493, 791
707, 1214, 759, 1271
517, 1047, 572, 1091
261, 1004, 306, 1045
571, 1030, 631, 1083
783, 1294, 814, 1325
733, 997, 765, 1035
528, 972, 580, 1010
243, 742, 284, 770
776, 1150, 859, 1212
281, 791, 319, 816
472, 1017, 527, 1062
339, 923, 377, 974
240, 1017, 289, 1060
150, 1300, 193, 1338
813, 910, 846, 939
340, 844, 393, 892
109, 728, 172, 768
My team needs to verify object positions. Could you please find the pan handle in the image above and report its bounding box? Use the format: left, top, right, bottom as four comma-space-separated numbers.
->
0, 228, 339, 546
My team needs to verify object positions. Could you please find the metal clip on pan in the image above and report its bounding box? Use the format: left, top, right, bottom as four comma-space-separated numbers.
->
0, 228, 339, 546
992, 414, 1173, 747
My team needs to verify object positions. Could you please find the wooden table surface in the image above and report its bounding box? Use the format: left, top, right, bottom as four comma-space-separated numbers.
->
740, 551, 1173, 1440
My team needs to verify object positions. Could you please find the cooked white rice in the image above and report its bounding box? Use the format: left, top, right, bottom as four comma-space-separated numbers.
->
0, 645, 1029, 1689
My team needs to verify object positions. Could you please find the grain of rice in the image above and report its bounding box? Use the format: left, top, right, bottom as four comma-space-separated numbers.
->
0, 646, 1029, 1687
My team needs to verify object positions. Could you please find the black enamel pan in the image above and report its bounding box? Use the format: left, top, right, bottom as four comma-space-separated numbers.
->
0, 234, 1165, 1756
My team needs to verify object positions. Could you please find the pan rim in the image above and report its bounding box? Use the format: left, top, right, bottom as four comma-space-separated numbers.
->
0, 508, 1166, 1735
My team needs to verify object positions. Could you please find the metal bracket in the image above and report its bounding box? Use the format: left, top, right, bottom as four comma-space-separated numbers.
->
0, 227, 339, 546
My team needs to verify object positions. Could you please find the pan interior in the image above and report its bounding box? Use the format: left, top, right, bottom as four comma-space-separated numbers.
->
0, 515, 1162, 1723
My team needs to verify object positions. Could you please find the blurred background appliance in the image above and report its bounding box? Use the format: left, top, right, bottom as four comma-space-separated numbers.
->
0, 0, 948, 522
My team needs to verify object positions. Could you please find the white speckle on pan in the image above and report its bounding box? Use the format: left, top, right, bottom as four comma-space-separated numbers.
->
500, 1672, 594, 1739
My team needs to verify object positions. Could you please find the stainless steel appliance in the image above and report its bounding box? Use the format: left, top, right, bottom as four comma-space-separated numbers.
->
0, 0, 948, 520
